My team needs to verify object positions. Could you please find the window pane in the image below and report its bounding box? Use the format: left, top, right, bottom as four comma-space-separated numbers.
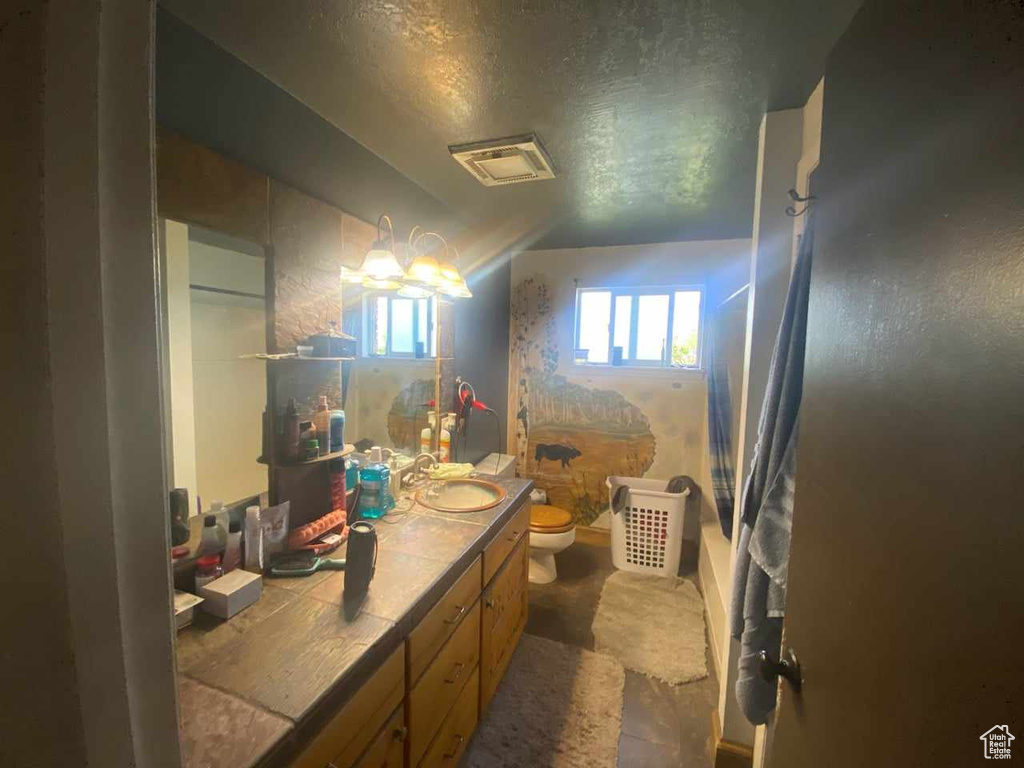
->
391, 298, 414, 353
613, 295, 632, 360
415, 298, 429, 355
672, 290, 702, 367
636, 294, 670, 361
578, 291, 611, 363
430, 297, 438, 356
374, 296, 388, 355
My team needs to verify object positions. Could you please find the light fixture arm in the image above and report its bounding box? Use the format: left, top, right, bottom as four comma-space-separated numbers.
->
411, 230, 450, 262
376, 214, 396, 251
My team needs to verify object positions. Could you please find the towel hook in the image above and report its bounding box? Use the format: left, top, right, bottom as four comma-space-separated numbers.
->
785, 188, 816, 217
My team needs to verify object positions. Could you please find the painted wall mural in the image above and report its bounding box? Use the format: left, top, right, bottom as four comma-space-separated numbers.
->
509, 274, 656, 525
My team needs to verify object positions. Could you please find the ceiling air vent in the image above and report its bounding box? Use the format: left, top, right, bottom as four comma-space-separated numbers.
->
448, 134, 556, 187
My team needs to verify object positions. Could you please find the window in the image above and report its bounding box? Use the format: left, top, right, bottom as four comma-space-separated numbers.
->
574, 286, 704, 369
365, 294, 437, 358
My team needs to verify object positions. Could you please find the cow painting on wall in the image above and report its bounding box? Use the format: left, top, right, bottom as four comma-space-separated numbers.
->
535, 443, 583, 467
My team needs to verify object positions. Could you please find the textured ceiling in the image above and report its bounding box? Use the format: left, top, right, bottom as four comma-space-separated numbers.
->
162, 0, 860, 249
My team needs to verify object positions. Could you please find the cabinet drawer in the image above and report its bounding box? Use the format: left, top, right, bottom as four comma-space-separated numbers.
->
408, 600, 481, 767
291, 645, 405, 768
482, 501, 530, 586
407, 556, 482, 686
480, 536, 528, 713
417, 666, 479, 768
350, 705, 406, 768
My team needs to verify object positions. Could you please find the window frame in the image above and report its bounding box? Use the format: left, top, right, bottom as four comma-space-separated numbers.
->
573, 284, 705, 371
362, 292, 437, 359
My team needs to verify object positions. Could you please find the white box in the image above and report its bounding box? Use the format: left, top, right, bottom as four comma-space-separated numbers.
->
198, 570, 262, 619
174, 590, 204, 631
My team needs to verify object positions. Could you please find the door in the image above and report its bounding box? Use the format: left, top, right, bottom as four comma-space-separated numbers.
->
770, 2, 1024, 766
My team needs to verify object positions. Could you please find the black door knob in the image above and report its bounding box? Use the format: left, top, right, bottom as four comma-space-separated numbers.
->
756, 648, 802, 693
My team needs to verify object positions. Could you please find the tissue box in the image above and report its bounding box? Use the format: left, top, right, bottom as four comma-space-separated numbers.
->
198, 570, 262, 619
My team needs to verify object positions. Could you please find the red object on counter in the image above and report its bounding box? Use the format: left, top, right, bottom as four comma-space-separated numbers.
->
287, 508, 346, 550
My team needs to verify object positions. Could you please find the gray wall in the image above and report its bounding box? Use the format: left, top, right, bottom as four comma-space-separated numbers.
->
774, 0, 1024, 763
454, 256, 512, 466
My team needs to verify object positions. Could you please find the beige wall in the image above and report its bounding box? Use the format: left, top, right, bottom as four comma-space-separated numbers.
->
509, 240, 749, 528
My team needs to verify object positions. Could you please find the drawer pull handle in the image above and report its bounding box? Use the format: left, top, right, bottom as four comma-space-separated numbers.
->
443, 604, 467, 624
445, 662, 465, 684
392, 725, 408, 741
485, 599, 495, 609
443, 734, 465, 759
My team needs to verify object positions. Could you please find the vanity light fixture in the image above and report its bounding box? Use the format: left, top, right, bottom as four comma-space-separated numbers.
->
349, 215, 472, 299
360, 214, 405, 281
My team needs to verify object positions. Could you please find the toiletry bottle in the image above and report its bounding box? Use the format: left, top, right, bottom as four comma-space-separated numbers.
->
283, 398, 300, 463
244, 505, 263, 573
330, 409, 346, 453
439, 416, 452, 463
223, 519, 242, 572
313, 396, 331, 450
194, 555, 223, 591
199, 514, 221, 555
420, 413, 435, 454
358, 447, 393, 520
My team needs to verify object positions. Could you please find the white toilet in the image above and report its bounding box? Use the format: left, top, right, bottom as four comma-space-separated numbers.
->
528, 505, 576, 584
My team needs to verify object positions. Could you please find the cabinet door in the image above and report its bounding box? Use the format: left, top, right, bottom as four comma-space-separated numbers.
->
350, 705, 406, 768
480, 536, 528, 713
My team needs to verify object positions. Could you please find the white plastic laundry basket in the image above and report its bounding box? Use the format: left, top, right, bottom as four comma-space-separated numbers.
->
606, 476, 690, 577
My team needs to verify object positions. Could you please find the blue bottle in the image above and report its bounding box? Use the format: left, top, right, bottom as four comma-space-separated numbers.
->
357, 447, 393, 520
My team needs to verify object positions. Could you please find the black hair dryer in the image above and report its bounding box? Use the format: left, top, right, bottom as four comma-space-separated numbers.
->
343, 521, 377, 599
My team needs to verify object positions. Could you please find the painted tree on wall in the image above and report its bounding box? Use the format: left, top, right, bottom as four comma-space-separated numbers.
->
507, 275, 558, 470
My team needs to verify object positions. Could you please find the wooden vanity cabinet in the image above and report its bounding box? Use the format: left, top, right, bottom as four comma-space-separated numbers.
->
291, 502, 530, 768
290, 645, 405, 768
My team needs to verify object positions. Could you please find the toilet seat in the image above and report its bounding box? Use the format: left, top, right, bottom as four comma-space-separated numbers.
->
530, 504, 575, 534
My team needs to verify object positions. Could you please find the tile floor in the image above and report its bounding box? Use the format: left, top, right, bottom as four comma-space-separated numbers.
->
524, 534, 718, 768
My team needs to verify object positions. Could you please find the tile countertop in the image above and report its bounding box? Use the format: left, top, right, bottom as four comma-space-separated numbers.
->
176, 477, 533, 768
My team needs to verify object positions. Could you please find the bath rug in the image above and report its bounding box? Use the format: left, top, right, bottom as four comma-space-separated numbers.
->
463, 633, 624, 768
592, 571, 708, 685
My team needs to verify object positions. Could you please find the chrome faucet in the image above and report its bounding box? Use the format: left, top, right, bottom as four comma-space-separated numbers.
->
412, 452, 438, 477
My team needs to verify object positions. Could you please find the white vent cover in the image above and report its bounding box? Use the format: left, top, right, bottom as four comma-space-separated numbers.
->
448, 134, 555, 187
